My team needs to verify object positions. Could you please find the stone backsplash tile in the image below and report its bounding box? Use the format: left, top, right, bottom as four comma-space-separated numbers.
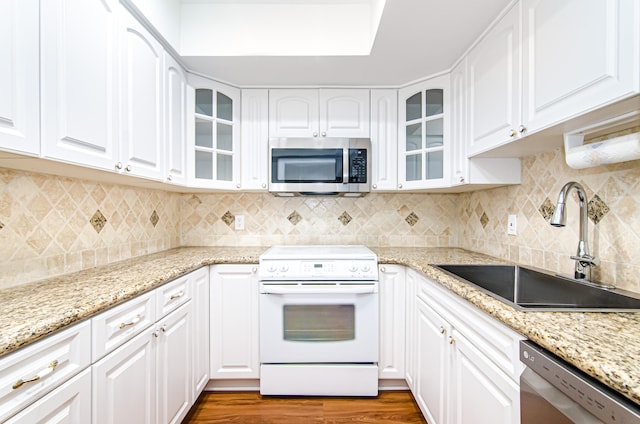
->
0, 168, 181, 289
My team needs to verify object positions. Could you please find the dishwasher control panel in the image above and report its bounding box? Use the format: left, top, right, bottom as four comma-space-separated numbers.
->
520, 340, 640, 424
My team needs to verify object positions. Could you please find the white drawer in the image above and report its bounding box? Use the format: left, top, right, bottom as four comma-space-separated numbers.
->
0, 320, 91, 423
4, 368, 91, 424
92, 291, 155, 362
156, 274, 192, 319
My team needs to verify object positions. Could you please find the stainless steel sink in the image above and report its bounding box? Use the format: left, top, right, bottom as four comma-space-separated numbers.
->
434, 264, 640, 312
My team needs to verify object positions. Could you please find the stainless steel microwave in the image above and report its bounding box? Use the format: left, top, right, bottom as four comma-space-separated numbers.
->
268, 138, 371, 197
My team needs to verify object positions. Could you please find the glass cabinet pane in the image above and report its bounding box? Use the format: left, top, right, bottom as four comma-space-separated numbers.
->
217, 123, 233, 151
195, 118, 213, 148
217, 154, 233, 181
195, 151, 213, 180
217, 92, 233, 121
406, 154, 422, 181
426, 151, 443, 180
425, 89, 443, 116
406, 123, 422, 151
425, 118, 443, 148
195, 89, 213, 116
406, 92, 422, 121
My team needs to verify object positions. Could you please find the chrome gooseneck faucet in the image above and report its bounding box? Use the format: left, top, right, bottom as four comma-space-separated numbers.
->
550, 181, 599, 280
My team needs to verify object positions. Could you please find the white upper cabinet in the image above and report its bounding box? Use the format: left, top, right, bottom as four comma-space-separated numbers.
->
398, 75, 450, 190
187, 75, 240, 189
467, 3, 521, 157
468, 0, 639, 157
120, 11, 165, 180
240, 89, 269, 191
269, 89, 370, 138
41, 0, 120, 169
521, 0, 639, 132
165, 53, 187, 186
370, 89, 398, 191
0, 0, 39, 156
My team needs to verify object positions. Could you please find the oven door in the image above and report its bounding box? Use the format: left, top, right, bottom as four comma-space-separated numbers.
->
259, 282, 378, 364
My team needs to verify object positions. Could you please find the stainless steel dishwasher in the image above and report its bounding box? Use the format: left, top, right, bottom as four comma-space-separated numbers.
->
520, 340, 640, 423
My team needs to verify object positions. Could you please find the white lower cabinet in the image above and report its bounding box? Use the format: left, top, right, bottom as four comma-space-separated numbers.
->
409, 271, 524, 424
191, 267, 211, 400
378, 265, 405, 381
210, 264, 260, 382
5, 368, 92, 424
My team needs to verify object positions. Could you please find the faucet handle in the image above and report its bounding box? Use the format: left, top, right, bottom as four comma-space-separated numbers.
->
570, 254, 600, 267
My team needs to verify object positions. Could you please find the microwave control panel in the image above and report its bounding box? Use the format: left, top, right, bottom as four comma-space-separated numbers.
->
349, 149, 368, 183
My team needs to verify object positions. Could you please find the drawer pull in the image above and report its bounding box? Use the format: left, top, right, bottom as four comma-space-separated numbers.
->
119, 314, 141, 330
169, 290, 184, 301
12, 360, 59, 390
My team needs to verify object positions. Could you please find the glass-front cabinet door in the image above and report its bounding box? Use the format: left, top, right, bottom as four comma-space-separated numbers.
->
398, 75, 450, 189
188, 75, 240, 189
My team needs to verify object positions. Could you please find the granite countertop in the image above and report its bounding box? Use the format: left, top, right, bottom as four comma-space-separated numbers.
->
1, 246, 639, 406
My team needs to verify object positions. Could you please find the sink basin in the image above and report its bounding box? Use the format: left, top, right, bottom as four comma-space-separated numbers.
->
434, 264, 640, 312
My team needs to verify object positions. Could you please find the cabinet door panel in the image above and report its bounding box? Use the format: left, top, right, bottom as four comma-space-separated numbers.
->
93, 328, 156, 424
522, 0, 639, 131
370, 90, 398, 191
0, 0, 39, 155
191, 267, 210, 400
451, 330, 519, 424
210, 265, 259, 379
378, 265, 405, 379
165, 53, 187, 185
269, 90, 319, 138
240, 89, 269, 190
157, 303, 192, 424
41, 0, 119, 168
320, 89, 370, 137
467, 4, 520, 155
121, 14, 164, 180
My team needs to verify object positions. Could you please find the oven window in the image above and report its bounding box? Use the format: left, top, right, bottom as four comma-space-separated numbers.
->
271, 148, 343, 183
283, 305, 355, 341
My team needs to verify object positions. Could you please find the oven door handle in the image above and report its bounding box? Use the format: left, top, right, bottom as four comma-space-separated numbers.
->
260, 285, 377, 295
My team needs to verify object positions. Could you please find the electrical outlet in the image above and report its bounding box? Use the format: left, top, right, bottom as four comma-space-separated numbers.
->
235, 215, 245, 230
507, 214, 517, 235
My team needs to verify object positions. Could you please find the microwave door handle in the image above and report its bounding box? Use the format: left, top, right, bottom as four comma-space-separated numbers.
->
343, 149, 349, 184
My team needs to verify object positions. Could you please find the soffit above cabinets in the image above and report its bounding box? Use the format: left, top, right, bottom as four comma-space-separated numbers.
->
130, 0, 512, 86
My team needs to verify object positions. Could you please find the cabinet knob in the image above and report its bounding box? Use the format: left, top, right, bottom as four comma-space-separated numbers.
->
459, 176, 465, 183
509, 129, 516, 138
236, 184, 241, 189
518, 125, 526, 134
380, 266, 386, 273
449, 336, 455, 345
440, 327, 446, 335
115, 162, 123, 170
252, 267, 258, 273
125, 165, 132, 172
372, 183, 378, 189
262, 183, 267, 189
321, 132, 326, 137
313, 132, 318, 137
167, 175, 173, 182
398, 184, 403, 189
160, 324, 167, 333
153, 330, 160, 338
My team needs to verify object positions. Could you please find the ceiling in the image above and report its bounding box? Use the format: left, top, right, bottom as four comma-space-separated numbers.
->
179, 0, 512, 87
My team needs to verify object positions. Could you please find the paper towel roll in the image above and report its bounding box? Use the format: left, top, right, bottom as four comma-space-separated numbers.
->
565, 132, 640, 169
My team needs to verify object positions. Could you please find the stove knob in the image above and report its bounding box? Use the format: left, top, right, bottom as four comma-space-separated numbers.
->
268, 265, 277, 273
348, 264, 359, 272
362, 264, 371, 272
279, 265, 289, 272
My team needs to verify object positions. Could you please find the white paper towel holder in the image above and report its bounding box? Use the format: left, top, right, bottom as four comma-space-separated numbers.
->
564, 110, 640, 169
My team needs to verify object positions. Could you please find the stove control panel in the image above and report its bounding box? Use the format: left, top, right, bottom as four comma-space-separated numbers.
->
259, 259, 378, 281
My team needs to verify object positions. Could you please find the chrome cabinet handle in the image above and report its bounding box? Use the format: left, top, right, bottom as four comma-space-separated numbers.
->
519, 125, 526, 134
13, 360, 59, 390
321, 131, 326, 137
459, 176, 465, 183
236, 184, 241, 189
372, 183, 377, 189
509, 129, 516, 138
153, 330, 160, 338
313, 132, 318, 137
449, 336, 455, 345
252, 267, 258, 273
261, 183, 267, 189
160, 324, 167, 333
169, 291, 184, 301
380, 266, 386, 273
398, 184, 403, 189
125, 164, 132, 172
115, 162, 123, 170
440, 327, 446, 335
167, 175, 173, 182
119, 314, 141, 330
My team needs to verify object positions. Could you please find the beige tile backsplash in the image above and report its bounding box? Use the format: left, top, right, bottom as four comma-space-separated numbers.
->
2, 147, 639, 293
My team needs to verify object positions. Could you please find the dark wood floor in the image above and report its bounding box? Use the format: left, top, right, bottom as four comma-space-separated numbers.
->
182, 391, 427, 423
